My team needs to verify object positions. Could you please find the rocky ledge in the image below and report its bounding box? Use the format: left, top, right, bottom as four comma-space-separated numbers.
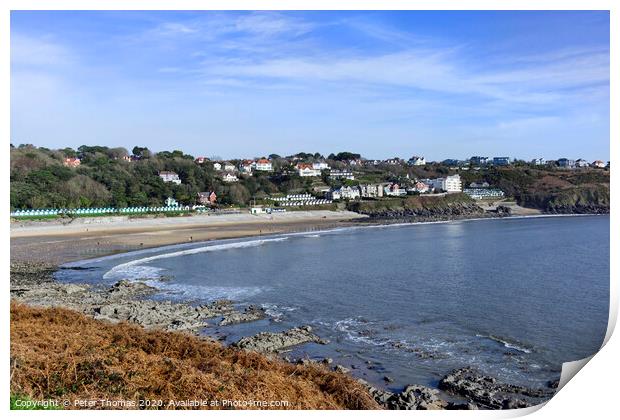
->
362, 381, 476, 410
233, 326, 329, 353
12, 262, 255, 333
219, 305, 266, 326
438, 367, 554, 409
353, 203, 488, 223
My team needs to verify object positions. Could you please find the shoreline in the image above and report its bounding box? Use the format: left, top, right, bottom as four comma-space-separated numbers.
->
10, 210, 367, 264
10, 206, 604, 265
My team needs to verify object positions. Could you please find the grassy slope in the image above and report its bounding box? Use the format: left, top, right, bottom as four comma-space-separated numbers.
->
10, 303, 379, 410
465, 167, 610, 211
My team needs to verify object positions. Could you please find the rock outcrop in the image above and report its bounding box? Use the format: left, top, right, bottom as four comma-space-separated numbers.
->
360, 380, 477, 410
438, 367, 553, 409
219, 305, 266, 326
233, 326, 328, 353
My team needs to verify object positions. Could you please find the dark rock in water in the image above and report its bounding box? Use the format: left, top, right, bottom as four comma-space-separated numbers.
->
232, 326, 325, 353
219, 305, 266, 326
322, 358, 333, 365
495, 205, 512, 217
108, 280, 157, 298
383, 384, 449, 410
438, 367, 553, 409
384, 376, 394, 383
547, 379, 560, 389
357, 378, 479, 411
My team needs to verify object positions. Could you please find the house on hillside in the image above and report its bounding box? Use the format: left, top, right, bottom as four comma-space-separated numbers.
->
592, 160, 605, 168
408, 156, 426, 166
63, 157, 81, 168
348, 158, 363, 166
224, 162, 237, 172
328, 169, 354, 180
470, 156, 489, 165
531, 158, 545, 165
575, 159, 589, 168
213, 162, 222, 171
359, 184, 384, 198
384, 158, 401, 165
254, 159, 273, 171
297, 163, 321, 177
195, 156, 208, 164
384, 183, 407, 196
313, 161, 330, 170
327, 186, 360, 200
557, 158, 576, 169
412, 181, 431, 193
159, 171, 181, 185
222, 173, 239, 183
492, 157, 511, 166
239, 160, 254, 174
429, 174, 462, 192
197, 191, 217, 205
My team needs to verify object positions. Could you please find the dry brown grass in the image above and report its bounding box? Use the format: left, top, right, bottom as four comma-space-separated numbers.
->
10, 302, 380, 410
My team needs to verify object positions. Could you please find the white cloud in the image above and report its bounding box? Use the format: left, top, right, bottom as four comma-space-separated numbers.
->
198, 44, 608, 107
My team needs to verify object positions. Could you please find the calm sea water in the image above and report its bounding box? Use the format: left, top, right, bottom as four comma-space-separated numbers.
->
58, 215, 610, 391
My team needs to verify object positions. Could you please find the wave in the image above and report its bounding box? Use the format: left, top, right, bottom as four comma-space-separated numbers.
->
476, 334, 532, 354
103, 237, 289, 281
145, 278, 266, 302
261, 303, 298, 322
331, 318, 391, 347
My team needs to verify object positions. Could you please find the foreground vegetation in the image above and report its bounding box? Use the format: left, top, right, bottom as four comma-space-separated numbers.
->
10, 302, 379, 410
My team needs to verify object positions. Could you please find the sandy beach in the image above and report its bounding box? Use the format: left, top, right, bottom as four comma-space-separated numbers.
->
10, 210, 367, 264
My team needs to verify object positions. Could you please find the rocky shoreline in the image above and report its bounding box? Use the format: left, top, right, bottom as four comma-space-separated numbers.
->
10, 261, 556, 410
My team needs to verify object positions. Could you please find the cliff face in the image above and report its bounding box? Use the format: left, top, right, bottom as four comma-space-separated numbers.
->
347, 193, 485, 221
520, 185, 609, 214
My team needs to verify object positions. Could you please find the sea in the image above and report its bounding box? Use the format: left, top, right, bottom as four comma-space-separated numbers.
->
56, 215, 610, 392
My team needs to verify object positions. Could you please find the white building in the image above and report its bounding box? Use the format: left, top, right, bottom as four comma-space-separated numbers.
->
384, 183, 407, 196
576, 159, 589, 168
254, 159, 273, 171
213, 162, 222, 171
592, 160, 606, 168
239, 160, 253, 173
359, 184, 384, 198
430, 174, 462, 192
159, 171, 182, 185
328, 170, 355, 180
297, 163, 321, 177
327, 186, 360, 200
531, 158, 545, 165
463, 188, 505, 200
224, 162, 236, 172
408, 156, 426, 166
222, 173, 239, 183
412, 181, 431, 193
313, 161, 330, 170
384, 158, 401, 165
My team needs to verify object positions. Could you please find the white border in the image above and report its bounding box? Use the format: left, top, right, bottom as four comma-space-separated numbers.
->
3, 1, 616, 419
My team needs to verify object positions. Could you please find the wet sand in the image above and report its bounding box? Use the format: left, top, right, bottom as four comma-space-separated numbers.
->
10, 211, 366, 264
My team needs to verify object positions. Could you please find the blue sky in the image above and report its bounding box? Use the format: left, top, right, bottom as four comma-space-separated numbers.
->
11, 11, 609, 161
